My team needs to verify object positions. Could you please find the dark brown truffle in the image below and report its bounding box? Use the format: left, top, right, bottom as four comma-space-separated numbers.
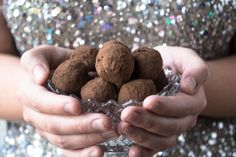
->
102, 40, 130, 50
70, 45, 98, 71
96, 41, 134, 85
81, 77, 118, 102
118, 79, 157, 103
132, 47, 163, 80
52, 59, 88, 95
155, 69, 169, 92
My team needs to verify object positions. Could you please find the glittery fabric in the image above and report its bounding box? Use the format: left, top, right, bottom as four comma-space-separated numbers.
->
1, 124, 63, 157
3, 0, 236, 59
1, 0, 236, 157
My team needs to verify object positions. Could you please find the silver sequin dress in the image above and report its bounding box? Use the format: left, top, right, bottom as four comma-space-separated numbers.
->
1, 0, 236, 157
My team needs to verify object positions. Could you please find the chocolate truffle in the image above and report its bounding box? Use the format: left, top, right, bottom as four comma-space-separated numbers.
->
81, 77, 118, 102
52, 59, 88, 95
155, 69, 169, 92
96, 41, 134, 85
118, 79, 157, 103
132, 47, 163, 80
70, 45, 98, 71
102, 40, 129, 50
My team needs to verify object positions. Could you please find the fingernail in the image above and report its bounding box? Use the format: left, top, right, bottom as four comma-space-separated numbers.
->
102, 131, 118, 140
185, 76, 197, 92
143, 95, 159, 108
64, 103, 77, 115
91, 119, 106, 131
89, 150, 99, 157
33, 65, 46, 83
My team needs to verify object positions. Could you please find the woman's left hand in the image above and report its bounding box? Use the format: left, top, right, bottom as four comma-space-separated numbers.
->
117, 46, 209, 157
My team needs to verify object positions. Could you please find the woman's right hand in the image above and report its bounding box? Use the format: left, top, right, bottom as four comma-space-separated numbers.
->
18, 45, 118, 157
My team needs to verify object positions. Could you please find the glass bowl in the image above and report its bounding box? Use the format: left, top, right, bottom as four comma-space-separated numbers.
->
47, 68, 181, 153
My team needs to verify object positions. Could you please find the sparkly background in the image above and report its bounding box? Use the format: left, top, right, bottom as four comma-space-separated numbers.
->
3, 0, 236, 60
1, 0, 236, 157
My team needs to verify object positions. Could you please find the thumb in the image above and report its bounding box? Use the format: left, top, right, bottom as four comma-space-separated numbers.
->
32, 63, 49, 85
21, 51, 49, 85
20, 45, 72, 84
155, 46, 209, 95
179, 52, 209, 95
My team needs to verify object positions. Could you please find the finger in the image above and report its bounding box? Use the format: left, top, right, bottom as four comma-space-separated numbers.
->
118, 122, 177, 152
180, 65, 208, 95
37, 129, 118, 150
129, 145, 156, 157
174, 48, 208, 94
155, 46, 209, 94
21, 45, 73, 84
62, 146, 103, 157
17, 77, 80, 115
143, 88, 206, 117
120, 106, 197, 136
24, 107, 113, 135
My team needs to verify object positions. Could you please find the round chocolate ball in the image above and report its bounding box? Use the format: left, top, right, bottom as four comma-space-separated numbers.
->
96, 41, 134, 85
118, 79, 157, 103
70, 45, 98, 71
102, 40, 130, 50
132, 47, 163, 80
52, 59, 88, 95
81, 77, 118, 102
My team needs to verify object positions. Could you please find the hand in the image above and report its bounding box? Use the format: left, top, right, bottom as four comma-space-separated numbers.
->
18, 45, 117, 157
117, 46, 209, 157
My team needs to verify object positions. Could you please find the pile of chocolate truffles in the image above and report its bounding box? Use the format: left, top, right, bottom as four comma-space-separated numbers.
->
52, 41, 168, 103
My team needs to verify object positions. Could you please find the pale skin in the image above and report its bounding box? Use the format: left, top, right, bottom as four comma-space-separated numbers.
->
1, 2, 236, 157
